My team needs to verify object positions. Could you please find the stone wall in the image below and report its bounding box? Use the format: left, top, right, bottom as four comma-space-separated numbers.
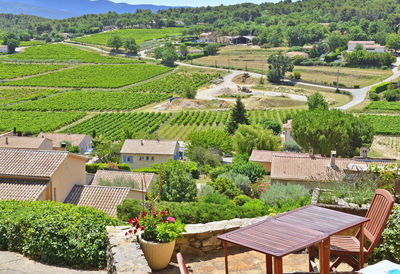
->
106, 226, 151, 274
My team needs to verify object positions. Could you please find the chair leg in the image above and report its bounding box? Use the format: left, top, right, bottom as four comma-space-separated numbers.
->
330, 257, 342, 271
308, 245, 315, 272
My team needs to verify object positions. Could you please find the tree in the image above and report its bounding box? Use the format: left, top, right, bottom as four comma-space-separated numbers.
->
107, 35, 122, 51
204, 43, 219, 56
187, 146, 221, 168
184, 85, 197, 99
259, 118, 282, 134
309, 41, 329, 58
267, 52, 293, 83
292, 109, 374, 157
154, 46, 163, 59
226, 97, 249, 134
187, 128, 232, 154
152, 160, 197, 202
327, 31, 348, 51
179, 43, 188, 57
307, 92, 328, 110
6, 38, 20, 54
93, 138, 123, 163
124, 38, 139, 54
233, 124, 281, 155
207, 177, 241, 199
386, 33, 400, 52
161, 47, 178, 67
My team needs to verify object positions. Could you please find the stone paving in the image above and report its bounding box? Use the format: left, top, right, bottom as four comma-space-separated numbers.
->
0, 251, 105, 274
157, 246, 352, 274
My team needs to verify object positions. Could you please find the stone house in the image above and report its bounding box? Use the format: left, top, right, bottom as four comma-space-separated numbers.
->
38, 132, 92, 154
0, 136, 53, 150
249, 150, 308, 173
120, 139, 180, 169
0, 149, 87, 202
347, 41, 385, 53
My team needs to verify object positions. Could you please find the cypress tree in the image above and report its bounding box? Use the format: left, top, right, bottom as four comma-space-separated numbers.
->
226, 97, 249, 134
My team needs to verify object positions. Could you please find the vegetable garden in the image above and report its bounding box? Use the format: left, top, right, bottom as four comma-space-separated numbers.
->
1, 64, 171, 88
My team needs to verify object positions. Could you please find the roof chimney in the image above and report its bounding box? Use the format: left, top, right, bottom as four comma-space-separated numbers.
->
360, 147, 369, 158
5, 137, 8, 145
60, 142, 67, 150
309, 147, 314, 157
330, 150, 336, 167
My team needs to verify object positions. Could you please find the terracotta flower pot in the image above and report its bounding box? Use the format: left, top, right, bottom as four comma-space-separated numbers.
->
139, 234, 176, 270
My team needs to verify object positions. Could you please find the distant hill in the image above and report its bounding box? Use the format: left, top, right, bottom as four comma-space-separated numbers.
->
0, 0, 181, 19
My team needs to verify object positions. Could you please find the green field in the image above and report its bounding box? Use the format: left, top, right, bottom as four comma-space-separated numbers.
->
2, 44, 135, 64
0, 111, 86, 134
3, 91, 171, 111
74, 27, 185, 46
362, 114, 400, 135
365, 101, 400, 111
0, 63, 66, 79
0, 88, 59, 105
1, 64, 171, 88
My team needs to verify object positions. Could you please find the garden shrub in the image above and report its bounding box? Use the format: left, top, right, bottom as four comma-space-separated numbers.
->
86, 163, 130, 173
370, 82, 391, 94
219, 171, 252, 196
199, 192, 232, 205
197, 184, 215, 198
230, 158, 266, 183
0, 200, 120, 269
369, 92, 380, 101
208, 177, 242, 199
260, 183, 310, 206
233, 194, 252, 206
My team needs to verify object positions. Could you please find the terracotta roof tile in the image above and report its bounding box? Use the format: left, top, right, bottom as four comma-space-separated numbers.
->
0, 136, 52, 150
249, 150, 308, 163
0, 178, 48, 201
92, 170, 154, 191
121, 139, 178, 155
0, 149, 70, 178
37, 133, 90, 148
64, 185, 130, 216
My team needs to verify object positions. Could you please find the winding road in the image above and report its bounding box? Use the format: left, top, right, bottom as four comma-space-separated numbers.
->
68, 42, 400, 110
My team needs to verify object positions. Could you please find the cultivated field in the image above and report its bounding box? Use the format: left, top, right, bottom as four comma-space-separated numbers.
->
74, 27, 186, 46
371, 135, 400, 159
365, 101, 400, 111
0, 88, 59, 105
0, 63, 67, 79
361, 114, 400, 135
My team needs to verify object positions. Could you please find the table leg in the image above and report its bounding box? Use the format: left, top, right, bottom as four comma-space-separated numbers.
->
308, 245, 315, 272
274, 257, 283, 274
319, 238, 330, 274
266, 254, 272, 274
359, 223, 364, 270
224, 241, 228, 274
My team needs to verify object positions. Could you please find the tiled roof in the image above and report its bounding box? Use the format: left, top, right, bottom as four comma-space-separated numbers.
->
249, 150, 308, 163
271, 155, 391, 182
348, 41, 375, 44
37, 133, 90, 148
0, 178, 48, 201
92, 170, 154, 191
364, 45, 385, 49
0, 136, 51, 150
121, 139, 178, 155
0, 149, 69, 178
64, 185, 130, 216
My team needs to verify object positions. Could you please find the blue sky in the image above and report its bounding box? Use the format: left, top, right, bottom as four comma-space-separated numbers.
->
110, 0, 279, 7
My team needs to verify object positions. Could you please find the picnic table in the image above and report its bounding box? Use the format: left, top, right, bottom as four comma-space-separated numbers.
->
217, 205, 369, 274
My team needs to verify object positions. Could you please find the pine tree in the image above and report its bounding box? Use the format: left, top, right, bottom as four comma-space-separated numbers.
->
226, 97, 249, 134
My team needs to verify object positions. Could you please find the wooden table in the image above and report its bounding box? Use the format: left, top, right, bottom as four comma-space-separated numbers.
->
217, 205, 369, 274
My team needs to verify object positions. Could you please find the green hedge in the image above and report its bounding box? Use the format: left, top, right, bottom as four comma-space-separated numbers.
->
86, 163, 131, 173
0, 200, 120, 269
370, 82, 391, 94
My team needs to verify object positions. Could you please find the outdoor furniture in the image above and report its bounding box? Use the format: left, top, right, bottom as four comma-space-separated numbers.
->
217, 205, 369, 274
328, 189, 395, 271
177, 252, 189, 274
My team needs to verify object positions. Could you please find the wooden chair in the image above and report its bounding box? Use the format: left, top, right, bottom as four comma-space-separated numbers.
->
329, 189, 394, 271
177, 252, 189, 274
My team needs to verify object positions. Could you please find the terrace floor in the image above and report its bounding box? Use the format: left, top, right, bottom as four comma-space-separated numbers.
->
157, 246, 352, 273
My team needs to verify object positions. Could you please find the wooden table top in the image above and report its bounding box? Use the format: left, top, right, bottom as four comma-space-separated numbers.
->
217, 205, 369, 257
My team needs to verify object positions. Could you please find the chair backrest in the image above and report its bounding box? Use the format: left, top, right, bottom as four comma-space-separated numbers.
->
177, 252, 189, 274
363, 189, 394, 255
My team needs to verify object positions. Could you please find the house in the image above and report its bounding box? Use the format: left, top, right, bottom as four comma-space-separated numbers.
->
347, 41, 385, 53
282, 120, 294, 143
199, 32, 214, 43
120, 139, 180, 169
249, 150, 309, 173
286, 51, 309, 58
91, 170, 156, 200
0, 149, 87, 202
0, 136, 53, 150
64, 185, 130, 216
0, 45, 7, 53
227, 36, 256, 45
270, 151, 394, 186
38, 133, 92, 154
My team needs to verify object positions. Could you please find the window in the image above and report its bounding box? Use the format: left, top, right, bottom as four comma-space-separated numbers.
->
151, 156, 154, 161
146, 156, 149, 160
127, 156, 133, 163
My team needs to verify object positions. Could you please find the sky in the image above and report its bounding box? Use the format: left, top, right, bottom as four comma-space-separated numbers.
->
110, 0, 279, 7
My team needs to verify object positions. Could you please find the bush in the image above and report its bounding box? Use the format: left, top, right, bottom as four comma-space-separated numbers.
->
0, 200, 120, 269
230, 158, 266, 184
353, 84, 360, 88
208, 177, 242, 199
86, 163, 131, 173
219, 171, 252, 196
199, 192, 231, 204
370, 82, 391, 94
233, 194, 252, 206
383, 89, 400, 102
260, 183, 310, 206
369, 92, 380, 101
283, 140, 303, 152
293, 71, 301, 80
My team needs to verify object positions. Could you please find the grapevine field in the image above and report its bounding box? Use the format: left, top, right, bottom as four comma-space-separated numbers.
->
2, 44, 135, 64
3, 91, 171, 111
365, 101, 400, 111
1, 64, 171, 88
361, 115, 400, 135
74, 27, 186, 46
0, 88, 59, 105
0, 111, 86, 134
0, 63, 67, 79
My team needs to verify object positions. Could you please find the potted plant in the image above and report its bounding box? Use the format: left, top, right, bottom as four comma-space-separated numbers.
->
128, 169, 186, 270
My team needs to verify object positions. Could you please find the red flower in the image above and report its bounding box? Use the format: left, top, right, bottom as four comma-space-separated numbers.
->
162, 219, 167, 223
141, 211, 147, 218
134, 229, 137, 234
125, 232, 128, 236
128, 230, 132, 233
161, 211, 166, 215
128, 219, 133, 224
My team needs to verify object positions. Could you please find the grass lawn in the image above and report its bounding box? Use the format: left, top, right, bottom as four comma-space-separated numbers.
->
74, 27, 186, 46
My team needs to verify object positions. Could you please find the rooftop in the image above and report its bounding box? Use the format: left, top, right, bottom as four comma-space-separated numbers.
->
0, 178, 48, 201
348, 41, 376, 44
37, 132, 90, 148
120, 139, 178, 155
0, 136, 52, 150
283, 119, 292, 129
249, 150, 308, 163
91, 170, 155, 191
64, 185, 130, 216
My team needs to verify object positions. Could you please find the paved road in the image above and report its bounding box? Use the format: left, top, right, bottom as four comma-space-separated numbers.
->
70, 43, 400, 110
0, 251, 105, 274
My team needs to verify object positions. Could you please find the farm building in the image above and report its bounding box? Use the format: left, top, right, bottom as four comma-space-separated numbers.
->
38, 132, 92, 154
228, 35, 256, 45
120, 139, 180, 169
347, 41, 385, 52
0, 136, 53, 151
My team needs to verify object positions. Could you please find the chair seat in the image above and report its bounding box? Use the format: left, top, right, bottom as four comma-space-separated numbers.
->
330, 235, 367, 255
